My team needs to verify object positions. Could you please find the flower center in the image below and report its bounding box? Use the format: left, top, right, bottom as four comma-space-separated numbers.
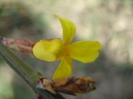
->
63, 44, 69, 57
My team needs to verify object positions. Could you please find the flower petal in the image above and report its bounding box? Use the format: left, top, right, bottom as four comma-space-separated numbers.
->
55, 15, 76, 44
52, 58, 72, 79
33, 39, 63, 61
68, 41, 102, 63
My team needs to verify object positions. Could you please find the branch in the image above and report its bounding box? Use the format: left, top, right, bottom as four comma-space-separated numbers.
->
0, 39, 65, 99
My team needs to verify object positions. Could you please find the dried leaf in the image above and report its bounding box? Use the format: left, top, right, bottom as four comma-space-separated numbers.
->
36, 76, 96, 95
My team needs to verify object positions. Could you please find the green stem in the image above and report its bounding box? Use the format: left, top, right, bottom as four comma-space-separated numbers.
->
0, 40, 65, 99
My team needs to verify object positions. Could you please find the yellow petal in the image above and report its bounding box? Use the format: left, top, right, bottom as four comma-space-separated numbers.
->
65, 56, 72, 66
33, 39, 63, 61
55, 15, 76, 44
68, 41, 102, 63
52, 58, 72, 79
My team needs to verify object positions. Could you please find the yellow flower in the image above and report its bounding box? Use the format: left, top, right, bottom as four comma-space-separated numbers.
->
33, 15, 102, 79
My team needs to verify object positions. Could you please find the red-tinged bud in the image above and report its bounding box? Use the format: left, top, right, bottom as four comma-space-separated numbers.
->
36, 93, 45, 99
36, 76, 96, 96
0, 36, 37, 57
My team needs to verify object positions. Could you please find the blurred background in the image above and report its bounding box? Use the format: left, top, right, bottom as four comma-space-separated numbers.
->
0, 0, 133, 99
